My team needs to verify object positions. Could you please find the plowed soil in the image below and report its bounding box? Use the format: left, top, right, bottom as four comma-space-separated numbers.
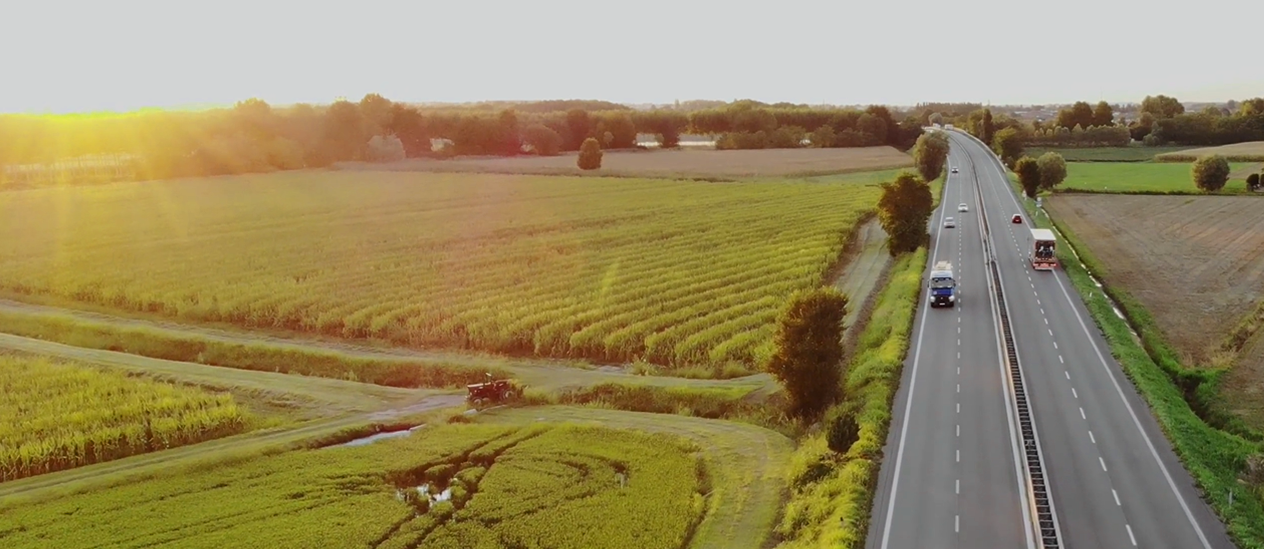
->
1045, 194, 1264, 361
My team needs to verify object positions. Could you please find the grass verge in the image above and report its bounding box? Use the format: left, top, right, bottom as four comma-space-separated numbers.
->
0, 309, 508, 389
773, 247, 926, 548
1019, 193, 1264, 548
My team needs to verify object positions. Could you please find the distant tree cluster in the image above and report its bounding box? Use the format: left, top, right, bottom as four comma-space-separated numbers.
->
1026, 125, 1131, 147
694, 101, 924, 151
877, 171, 935, 254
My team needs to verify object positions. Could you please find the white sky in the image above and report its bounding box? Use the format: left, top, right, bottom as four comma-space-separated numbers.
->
2, 0, 1259, 114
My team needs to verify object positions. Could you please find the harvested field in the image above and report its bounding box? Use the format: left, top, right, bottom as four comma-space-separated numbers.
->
1024, 145, 1196, 162
1045, 194, 1264, 361
335, 146, 913, 179
1155, 141, 1264, 162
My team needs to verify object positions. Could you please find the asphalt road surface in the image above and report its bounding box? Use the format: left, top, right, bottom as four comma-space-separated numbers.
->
868, 131, 1236, 549
958, 130, 1235, 549
866, 142, 1033, 549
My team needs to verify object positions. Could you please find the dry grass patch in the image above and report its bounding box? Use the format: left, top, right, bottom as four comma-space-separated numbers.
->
335, 146, 913, 179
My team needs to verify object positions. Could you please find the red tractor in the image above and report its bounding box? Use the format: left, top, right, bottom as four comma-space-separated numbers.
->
465, 374, 524, 408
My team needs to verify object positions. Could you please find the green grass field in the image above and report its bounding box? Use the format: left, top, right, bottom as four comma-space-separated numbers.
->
1024, 145, 1196, 162
1058, 161, 1259, 193
0, 411, 794, 549
0, 171, 887, 376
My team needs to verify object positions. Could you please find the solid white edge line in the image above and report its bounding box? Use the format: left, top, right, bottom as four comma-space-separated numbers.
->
959, 133, 1037, 549
963, 127, 1212, 549
1052, 274, 1214, 549
1127, 524, 1138, 546
877, 146, 955, 549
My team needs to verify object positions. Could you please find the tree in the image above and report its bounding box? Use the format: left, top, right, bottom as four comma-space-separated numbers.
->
1015, 156, 1041, 198
1130, 112, 1156, 141
981, 108, 995, 145
321, 100, 368, 162
522, 124, 562, 156
810, 125, 836, 148
497, 109, 522, 155
1056, 102, 1095, 130
577, 137, 602, 170
1192, 154, 1230, 192
358, 93, 394, 135
564, 109, 591, 150
1036, 152, 1067, 190
387, 104, 431, 157
366, 134, 405, 162
929, 112, 944, 126
1092, 101, 1115, 127
1239, 98, 1264, 117
877, 171, 935, 255
857, 113, 888, 143
1141, 94, 1185, 118
1247, 173, 1261, 192
765, 287, 847, 420
992, 127, 1025, 169
912, 131, 950, 181
865, 105, 898, 146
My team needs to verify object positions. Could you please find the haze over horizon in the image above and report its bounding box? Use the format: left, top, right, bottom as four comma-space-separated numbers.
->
3, 0, 1259, 114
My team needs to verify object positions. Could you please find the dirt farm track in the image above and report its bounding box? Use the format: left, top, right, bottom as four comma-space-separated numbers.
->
1045, 193, 1264, 361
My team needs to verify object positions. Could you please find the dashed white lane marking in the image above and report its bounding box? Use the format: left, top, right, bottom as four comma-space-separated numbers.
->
1036, 299, 1041, 306
957, 384, 960, 393
1040, 308, 1045, 315
956, 479, 960, 494
958, 326, 961, 334
1100, 457, 1108, 471
1059, 355, 1065, 364
1066, 371, 1070, 380
1080, 407, 1087, 419
957, 403, 960, 413
956, 515, 960, 533
956, 424, 960, 437
957, 366, 961, 374
1053, 341, 1058, 349
1089, 431, 1096, 444
1113, 489, 1121, 506
1127, 524, 1137, 546
1045, 318, 1049, 325
1048, 328, 1054, 336
1072, 388, 1078, 399
958, 338, 961, 346
956, 449, 960, 462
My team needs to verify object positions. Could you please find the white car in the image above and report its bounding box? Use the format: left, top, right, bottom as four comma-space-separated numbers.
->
943, 217, 956, 228
950, 166, 959, 174
958, 203, 969, 212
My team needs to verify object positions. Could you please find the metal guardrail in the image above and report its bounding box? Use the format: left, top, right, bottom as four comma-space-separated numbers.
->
969, 147, 1062, 549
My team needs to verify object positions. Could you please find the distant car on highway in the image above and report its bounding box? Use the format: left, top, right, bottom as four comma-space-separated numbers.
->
958, 203, 968, 212
950, 166, 959, 173
1011, 214, 1023, 224
943, 217, 956, 228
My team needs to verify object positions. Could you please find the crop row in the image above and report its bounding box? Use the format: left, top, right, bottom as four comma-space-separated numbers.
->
0, 173, 883, 372
0, 355, 248, 482
0, 422, 702, 549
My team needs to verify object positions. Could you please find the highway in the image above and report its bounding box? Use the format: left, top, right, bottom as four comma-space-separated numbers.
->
866, 141, 1033, 548
957, 129, 1236, 549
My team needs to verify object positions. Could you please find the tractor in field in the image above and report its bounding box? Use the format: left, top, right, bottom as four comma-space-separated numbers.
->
465, 373, 524, 408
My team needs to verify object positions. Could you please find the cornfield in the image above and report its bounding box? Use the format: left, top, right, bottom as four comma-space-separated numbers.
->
0, 171, 880, 371
0, 355, 247, 482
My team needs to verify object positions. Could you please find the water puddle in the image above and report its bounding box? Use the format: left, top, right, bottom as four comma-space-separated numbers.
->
335, 425, 426, 448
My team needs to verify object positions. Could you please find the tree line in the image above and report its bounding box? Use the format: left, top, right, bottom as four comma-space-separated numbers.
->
922, 95, 1264, 149
0, 96, 930, 184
